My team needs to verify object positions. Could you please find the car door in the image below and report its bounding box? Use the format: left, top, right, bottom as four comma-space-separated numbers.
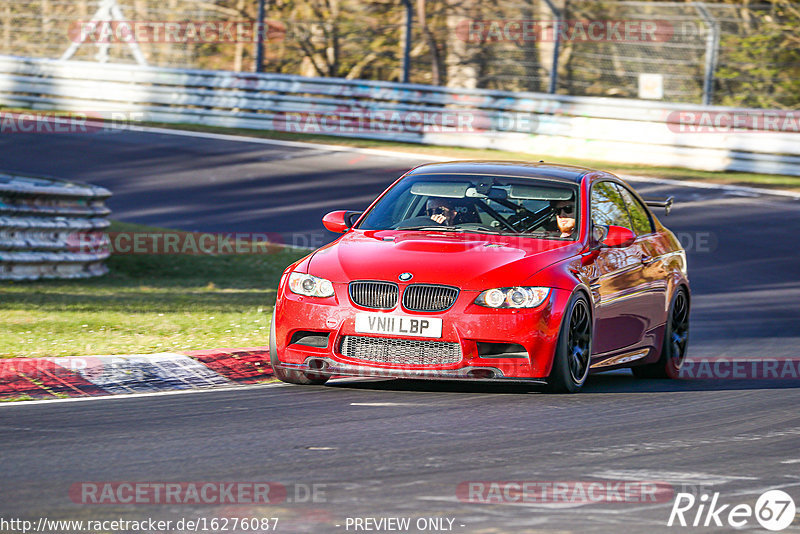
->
614, 183, 669, 344
587, 181, 650, 356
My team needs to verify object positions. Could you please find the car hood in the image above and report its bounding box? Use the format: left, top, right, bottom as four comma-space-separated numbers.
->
306, 230, 579, 291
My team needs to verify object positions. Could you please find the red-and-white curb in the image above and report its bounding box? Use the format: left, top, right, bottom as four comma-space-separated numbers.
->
0, 347, 274, 400
6, 351, 799, 401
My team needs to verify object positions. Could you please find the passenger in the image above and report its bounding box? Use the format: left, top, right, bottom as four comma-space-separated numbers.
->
551, 198, 576, 238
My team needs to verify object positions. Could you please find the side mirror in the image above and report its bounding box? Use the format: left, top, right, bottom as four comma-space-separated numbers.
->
602, 225, 636, 248
322, 210, 363, 233
322, 211, 348, 233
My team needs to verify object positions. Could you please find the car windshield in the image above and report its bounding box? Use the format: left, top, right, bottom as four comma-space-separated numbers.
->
357, 173, 580, 239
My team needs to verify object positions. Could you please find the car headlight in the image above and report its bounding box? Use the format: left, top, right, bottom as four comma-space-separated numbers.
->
288, 272, 335, 298
475, 287, 550, 308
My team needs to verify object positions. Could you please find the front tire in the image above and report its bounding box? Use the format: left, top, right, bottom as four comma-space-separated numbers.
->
632, 287, 689, 379
269, 313, 329, 385
545, 294, 592, 393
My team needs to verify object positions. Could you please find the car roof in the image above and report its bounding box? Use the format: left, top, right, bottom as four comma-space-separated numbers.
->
405, 161, 599, 184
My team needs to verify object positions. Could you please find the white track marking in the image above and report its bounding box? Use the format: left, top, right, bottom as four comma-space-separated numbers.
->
590, 469, 757, 485
91, 121, 800, 200
623, 174, 800, 200
0, 375, 372, 407
724, 481, 800, 497
350, 402, 428, 406
91, 121, 447, 162
0, 382, 286, 408
568, 427, 800, 458
416, 495, 667, 513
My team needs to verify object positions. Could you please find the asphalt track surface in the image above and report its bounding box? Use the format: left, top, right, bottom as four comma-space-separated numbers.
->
1, 128, 799, 533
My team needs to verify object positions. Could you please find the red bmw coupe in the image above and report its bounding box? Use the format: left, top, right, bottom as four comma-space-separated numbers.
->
270, 161, 689, 393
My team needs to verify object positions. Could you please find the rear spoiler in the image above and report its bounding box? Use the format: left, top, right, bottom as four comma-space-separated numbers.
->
644, 196, 673, 216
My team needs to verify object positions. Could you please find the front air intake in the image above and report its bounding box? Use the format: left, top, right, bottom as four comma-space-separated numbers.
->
402, 284, 459, 312
340, 336, 462, 366
349, 281, 399, 309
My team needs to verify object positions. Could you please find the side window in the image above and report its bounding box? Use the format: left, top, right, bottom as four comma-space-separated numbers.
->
615, 185, 653, 235
591, 182, 631, 229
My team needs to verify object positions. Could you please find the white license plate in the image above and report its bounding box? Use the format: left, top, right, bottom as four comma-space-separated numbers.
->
354, 313, 443, 338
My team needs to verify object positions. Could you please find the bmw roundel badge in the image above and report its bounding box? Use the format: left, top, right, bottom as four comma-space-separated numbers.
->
398, 272, 413, 282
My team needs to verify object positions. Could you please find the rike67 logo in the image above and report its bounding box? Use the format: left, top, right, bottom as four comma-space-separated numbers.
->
668, 490, 796, 531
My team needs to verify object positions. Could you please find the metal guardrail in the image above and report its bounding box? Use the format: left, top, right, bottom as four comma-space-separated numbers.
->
0, 55, 797, 176
0, 172, 111, 280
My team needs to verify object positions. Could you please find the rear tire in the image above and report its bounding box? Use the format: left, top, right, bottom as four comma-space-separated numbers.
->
632, 287, 689, 379
545, 294, 592, 393
269, 313, 329, 385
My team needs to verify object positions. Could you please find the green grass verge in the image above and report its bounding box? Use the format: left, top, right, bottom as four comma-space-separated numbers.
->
0, 222, 308, 358
141, 120, 800, 191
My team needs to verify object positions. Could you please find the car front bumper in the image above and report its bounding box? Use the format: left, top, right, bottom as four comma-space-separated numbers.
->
272, 283, 572, 381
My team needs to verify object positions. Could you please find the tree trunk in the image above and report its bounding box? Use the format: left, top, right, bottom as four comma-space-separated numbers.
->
3, 3, 11, 53
234, 0, 246, 71
416, 0, 441, 85
445, 0, 478, 88
326, 0, 340, 77
538, 0, 566, 93
519, 3, 541, 92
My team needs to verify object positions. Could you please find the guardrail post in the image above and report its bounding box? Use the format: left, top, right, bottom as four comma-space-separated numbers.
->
254, 0, 266, 73
694, 2, 720, 106
542, 0, 561, 94
401, 0, 413, 83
